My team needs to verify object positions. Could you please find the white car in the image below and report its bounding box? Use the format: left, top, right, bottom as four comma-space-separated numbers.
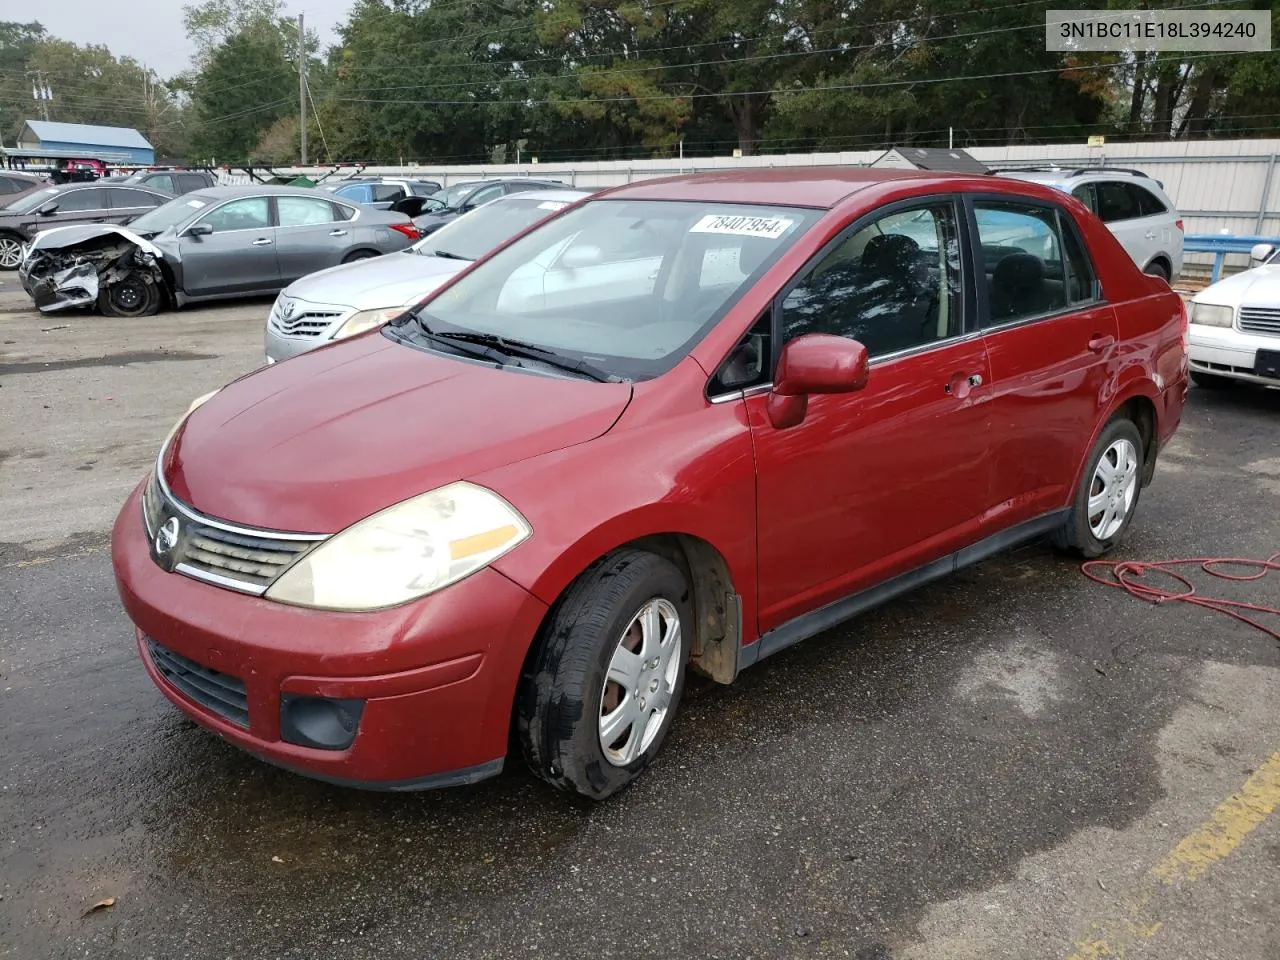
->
1186, 242, 1280, 389
994, 167, 1184, 282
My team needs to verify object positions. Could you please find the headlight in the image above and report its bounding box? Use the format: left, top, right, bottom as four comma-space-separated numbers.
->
1189, 302, 1233, 327
332, 307, 407, 340
265, 481, 532, 611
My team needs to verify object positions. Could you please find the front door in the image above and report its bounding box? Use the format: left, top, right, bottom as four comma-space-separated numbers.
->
748, 198, 994, 634
969, 197, 1120, 526
179, 196, 280, 297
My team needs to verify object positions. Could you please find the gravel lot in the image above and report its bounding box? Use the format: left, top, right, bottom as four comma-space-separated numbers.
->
2, 284, 1277, 960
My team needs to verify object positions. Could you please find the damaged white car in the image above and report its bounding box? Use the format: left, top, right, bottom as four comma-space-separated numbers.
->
17, 185, 420, 317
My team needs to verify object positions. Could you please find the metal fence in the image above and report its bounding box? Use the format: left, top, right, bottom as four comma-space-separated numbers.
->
219, 137, 1280, 277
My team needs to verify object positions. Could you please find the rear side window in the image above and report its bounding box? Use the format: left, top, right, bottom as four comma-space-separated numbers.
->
1059, 214, 1100, 304
1071, 184, 1097, 214
1130, 184, 1167, 216
332, 202, 356, 221
372, 184, 405, 202
178, 174, 210, 192
973, 201, 1070, 325
1094, 182, 1142, 222
106, 188, 163, 209
277, 195, 335, 226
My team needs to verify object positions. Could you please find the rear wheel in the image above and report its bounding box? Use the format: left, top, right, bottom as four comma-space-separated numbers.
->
516, 549, 691, 800
341, 249, 379, 264
1144, 259, 1171, 282
0, 233, 24, 270
1190, 370, 1234, 389
1053, 417, 1145, 558
97, 271, 162, 317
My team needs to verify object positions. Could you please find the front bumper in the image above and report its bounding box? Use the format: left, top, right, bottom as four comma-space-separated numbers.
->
112, 482, 549, 789
1188, 323, 1280, 386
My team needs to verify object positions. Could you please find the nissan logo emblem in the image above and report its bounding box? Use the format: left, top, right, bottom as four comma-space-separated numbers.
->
154, 516, 180, 555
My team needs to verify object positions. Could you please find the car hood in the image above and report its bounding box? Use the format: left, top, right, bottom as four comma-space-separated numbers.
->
23, 223, 165, 257
413, 211, 459, 229
1195, 264, 1280, 306
281, 251, 469, 309
162, 331, 633, 532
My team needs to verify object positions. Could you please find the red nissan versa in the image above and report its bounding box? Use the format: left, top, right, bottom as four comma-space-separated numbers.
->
111, 169, 1188, 799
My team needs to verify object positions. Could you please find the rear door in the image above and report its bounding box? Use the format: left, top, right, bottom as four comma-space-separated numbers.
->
968, 195, 1117, 527
104, 187, 165, 225
748, 196, 995, 632
273, 195, 349, 282
178, 195, 280, 297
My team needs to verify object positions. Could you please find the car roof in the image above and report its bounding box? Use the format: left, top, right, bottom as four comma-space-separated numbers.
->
184, 185, 348, 201
597, 167, 1030, 209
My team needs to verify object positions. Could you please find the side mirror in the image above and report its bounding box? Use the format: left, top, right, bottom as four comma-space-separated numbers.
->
38, 204, 58, 216
558, 244, 604, 270
185, 222, 214, 237
1250, 242, 1274, 267
767, 333, 869, 429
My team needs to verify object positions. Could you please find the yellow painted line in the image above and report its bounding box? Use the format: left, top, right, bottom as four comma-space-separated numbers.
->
3, 545, 105, 568
1065, 751, 1280, 960
1151, 752, 1280, 884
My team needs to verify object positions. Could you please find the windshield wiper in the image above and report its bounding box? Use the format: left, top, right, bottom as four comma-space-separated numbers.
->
416, 318, 623, 383
429, 248, 471, 260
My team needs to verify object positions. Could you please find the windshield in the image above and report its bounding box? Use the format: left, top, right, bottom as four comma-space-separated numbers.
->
410, 195, 582, 261
412, 199, 823, 381
5, 187, 59, 213
126, 195, 212, 234
427, 182, 485, 209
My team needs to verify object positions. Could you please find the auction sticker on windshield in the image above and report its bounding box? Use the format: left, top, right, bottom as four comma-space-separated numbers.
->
690, 213, 794, 239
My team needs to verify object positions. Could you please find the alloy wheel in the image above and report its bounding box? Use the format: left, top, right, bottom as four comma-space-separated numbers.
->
0, 237, 22, 268
598, 597, 682, 767
1088, 437, 1139, 540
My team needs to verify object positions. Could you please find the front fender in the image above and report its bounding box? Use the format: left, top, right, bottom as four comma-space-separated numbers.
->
480, 389, 760, 643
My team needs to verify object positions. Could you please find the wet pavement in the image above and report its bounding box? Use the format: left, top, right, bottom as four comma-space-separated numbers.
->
1, 288, 1277, 959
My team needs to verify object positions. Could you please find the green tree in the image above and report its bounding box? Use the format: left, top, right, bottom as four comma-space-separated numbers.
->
0, 21, 47, 141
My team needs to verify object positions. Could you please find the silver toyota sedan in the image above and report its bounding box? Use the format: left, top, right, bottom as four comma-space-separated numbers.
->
18, 185, 421, 316
265, 187, 592, 363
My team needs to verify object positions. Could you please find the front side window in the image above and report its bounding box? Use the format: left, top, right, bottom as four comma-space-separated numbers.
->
974, 201, 1071, 325
780, 201, 963, 358
277, 196, 335, 226
463, 184, 505, 209
198, 197, 270, 232
336, 184, 372, 204
145, 174, 174, 193
416, 199, 823, 381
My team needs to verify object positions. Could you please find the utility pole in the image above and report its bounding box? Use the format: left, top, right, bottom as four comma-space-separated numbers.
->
27, 71, 52, 121
298, 12, 308, 166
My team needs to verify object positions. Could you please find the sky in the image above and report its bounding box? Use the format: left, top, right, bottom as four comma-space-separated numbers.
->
24, 0, 356, 79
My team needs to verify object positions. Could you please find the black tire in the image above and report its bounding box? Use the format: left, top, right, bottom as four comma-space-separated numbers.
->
1053, 417, 1145, 558
0, 232, 23, 271
1144, 259, 1170, 282
97, 270, 162, 317
1190, 370, 1234, 389
342, 249, 380, 264
516, 549, 693, 800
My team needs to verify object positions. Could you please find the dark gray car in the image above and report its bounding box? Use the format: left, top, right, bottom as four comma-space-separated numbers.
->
17, 185, 420, 315
0, 182, 171, 269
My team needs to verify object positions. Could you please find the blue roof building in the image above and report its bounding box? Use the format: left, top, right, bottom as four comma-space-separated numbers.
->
10, 120, 155, 165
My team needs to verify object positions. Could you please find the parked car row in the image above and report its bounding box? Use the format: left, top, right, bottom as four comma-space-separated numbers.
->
109, 166, 1191, 803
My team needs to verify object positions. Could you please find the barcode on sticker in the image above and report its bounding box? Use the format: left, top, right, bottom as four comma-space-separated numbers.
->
690, 214, 793, 239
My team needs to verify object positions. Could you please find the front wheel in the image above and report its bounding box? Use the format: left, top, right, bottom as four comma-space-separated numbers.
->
0, 233, 24, 270
98, 271, 162, 317
1053, 418, 1145, 558
516, 549, 692, 800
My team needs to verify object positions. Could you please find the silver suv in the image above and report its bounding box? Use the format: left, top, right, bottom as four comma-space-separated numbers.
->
993, 166, 1184, 282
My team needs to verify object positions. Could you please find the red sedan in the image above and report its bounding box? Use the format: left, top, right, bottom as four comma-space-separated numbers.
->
112, 168, 1188, 799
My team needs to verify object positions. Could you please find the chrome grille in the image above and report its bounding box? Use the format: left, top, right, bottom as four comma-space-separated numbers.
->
146, 637, 249, 727
144, 473, 325, 595
270, 298, 346, 338
1239, 306, 1280, 336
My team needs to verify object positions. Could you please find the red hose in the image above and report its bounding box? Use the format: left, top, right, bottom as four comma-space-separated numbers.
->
1081, 553, 1280, 641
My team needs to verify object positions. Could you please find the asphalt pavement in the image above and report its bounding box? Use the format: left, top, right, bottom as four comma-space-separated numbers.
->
1, 284, 1277, 960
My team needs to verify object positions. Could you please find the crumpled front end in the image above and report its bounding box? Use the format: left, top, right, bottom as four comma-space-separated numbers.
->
19, 226, 168, 314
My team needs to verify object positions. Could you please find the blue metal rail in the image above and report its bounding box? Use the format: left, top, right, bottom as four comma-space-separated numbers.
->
1184, 233, 1280, 282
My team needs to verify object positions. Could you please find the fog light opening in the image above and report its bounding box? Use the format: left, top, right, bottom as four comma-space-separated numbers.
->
280, 695, 366, 751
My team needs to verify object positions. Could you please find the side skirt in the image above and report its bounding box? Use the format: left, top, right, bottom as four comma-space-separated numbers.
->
737, 510, 1070, 672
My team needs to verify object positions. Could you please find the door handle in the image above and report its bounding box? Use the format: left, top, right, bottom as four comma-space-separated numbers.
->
1087, 334, 1116, 353
251, 237, 273, 246
91, 217, 106, 223
328, 229, 347, 236
944, 372, 984, 394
